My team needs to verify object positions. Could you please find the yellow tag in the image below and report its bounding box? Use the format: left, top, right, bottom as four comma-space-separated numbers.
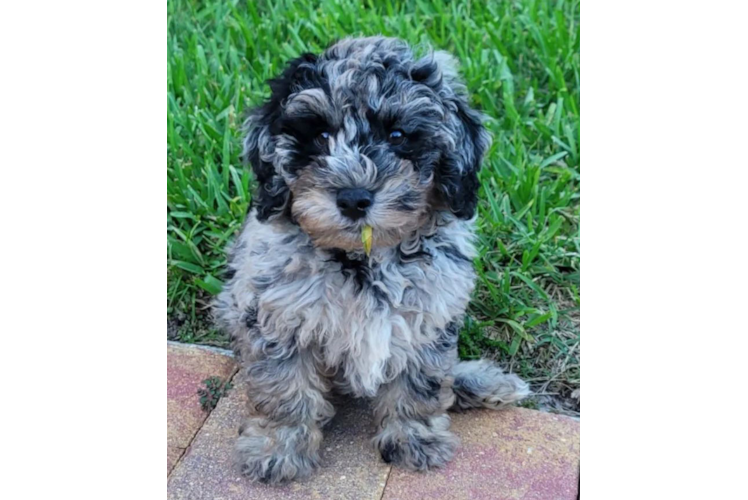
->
361, 225, 373, 256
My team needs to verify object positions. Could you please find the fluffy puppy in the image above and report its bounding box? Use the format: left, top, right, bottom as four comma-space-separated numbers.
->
215, 36, 529, 484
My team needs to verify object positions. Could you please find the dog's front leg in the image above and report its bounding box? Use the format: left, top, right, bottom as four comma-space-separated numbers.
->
236, 348, 334, 484
372, 358, 458, 470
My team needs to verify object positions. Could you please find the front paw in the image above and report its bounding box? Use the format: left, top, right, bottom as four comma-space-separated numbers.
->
235, 422, 320, 483
375, 418, 458, 471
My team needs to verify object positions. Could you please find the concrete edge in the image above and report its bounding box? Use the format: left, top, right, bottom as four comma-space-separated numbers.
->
167, 446, 186, 478
167, 340, 235, 357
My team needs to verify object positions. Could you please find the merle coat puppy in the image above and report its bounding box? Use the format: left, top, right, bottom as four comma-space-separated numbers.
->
215, 36, 529, 484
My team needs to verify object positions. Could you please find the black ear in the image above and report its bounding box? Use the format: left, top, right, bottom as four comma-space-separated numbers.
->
243, 53, 319, 221
420, 52, 490, 219
435, 97, 490, 219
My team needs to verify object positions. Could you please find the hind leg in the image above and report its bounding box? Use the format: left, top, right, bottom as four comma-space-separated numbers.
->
451, 359, 530, 411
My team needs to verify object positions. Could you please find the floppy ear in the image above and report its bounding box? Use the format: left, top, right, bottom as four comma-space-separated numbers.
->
435, 98, 490, 219
426, 52, 491, 219
243, 53, 319, 221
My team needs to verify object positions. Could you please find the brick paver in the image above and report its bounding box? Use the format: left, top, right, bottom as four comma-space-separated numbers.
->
167, 381, 390, 500
166, 342, 580, 499
382, 408, 580, 500
167, 342, 237, 475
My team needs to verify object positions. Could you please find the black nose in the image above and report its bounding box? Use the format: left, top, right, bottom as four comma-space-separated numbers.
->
336, 188, 374, 220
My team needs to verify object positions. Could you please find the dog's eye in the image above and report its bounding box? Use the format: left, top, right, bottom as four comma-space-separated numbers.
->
315, 131, 330, 148
388, 130, 406, 145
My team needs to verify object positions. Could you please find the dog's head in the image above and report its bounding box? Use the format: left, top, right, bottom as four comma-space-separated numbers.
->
244, 37, 490, 251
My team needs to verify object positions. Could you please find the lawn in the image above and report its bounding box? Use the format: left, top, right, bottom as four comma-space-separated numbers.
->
167, 0, 580, 414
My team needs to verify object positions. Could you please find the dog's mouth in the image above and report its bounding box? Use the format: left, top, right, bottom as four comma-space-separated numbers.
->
290, 187, 430, 252
297, 222, 401, 253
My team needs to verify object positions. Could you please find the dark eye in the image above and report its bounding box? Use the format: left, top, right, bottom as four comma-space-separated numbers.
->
315, 131, 330, 148
388, 129, 406, 145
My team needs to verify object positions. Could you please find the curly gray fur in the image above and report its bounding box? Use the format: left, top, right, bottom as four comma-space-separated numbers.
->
214, 36, 529, 484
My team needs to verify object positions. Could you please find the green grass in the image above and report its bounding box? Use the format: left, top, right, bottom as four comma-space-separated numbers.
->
167, 0, 580, 413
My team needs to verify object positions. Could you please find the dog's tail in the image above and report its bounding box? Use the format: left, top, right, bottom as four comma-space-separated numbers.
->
450, 360, 531, 411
